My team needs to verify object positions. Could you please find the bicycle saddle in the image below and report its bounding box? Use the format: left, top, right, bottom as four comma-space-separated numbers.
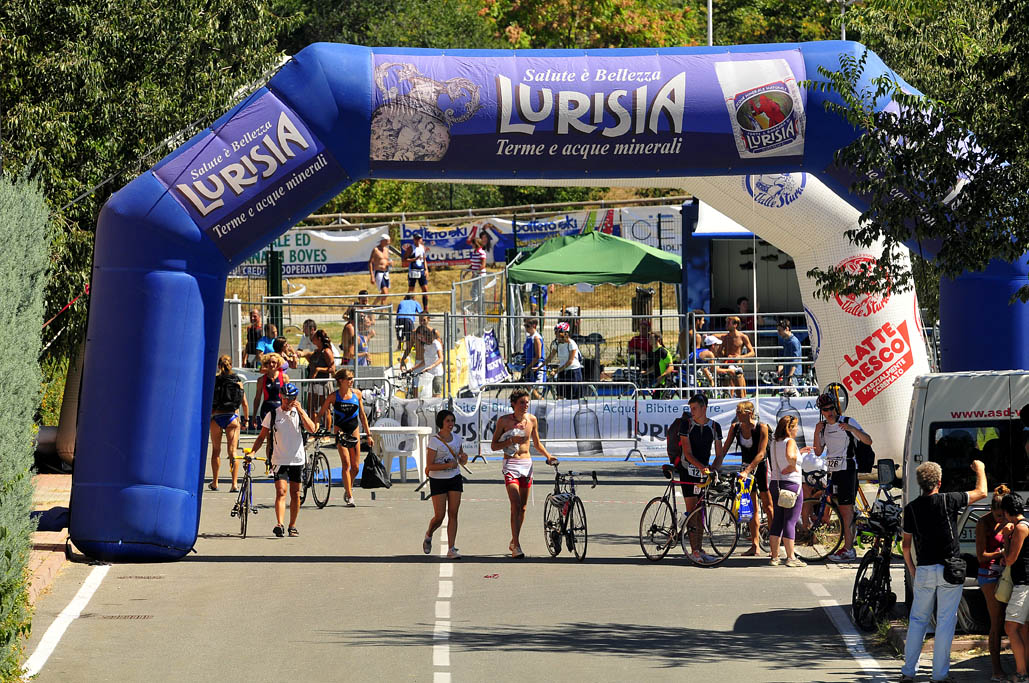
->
661, 464, 675, 479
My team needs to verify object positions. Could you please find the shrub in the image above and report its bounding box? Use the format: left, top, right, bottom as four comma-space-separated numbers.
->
0, 173, 51, 681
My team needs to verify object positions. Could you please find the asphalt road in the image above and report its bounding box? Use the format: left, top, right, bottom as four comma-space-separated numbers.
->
22, 459, 986, 682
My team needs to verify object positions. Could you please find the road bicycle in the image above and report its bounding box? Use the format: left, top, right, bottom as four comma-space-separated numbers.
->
792, 470, 845, 561
543, 463, 598, 561
231, 448, 265, 538
300, 429, 335, 508
639, 465, 739, 567
851, 461, 903, 631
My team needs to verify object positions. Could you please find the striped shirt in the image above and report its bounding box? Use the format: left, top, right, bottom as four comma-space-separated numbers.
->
469, 247, 486, 272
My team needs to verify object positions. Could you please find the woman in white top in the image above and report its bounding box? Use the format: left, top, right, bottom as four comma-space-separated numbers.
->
768, 414, 806, 567
544, 321, 583, 399
410, 320, 444, 399
422, 409, 467, 559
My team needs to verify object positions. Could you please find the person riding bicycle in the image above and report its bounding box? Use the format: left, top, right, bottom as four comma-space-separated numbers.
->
813, 391, 873, 563
249, 383, 317, 538
675, 392, 725, 565
317, 368, 371, 508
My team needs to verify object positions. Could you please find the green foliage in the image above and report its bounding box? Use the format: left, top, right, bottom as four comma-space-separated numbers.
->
0, 0, 301, 365
712, 0, 837, 45
804, 0, 1029, 307
38, 357, 70, 428
0, 173, 50, 681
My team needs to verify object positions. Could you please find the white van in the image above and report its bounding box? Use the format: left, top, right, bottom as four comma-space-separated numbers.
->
901, 370, 1029, 630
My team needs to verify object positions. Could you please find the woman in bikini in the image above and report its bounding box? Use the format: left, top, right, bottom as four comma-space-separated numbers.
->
317, 368, 370, 508
209, 355, 248, 491
491, 388, 558, 558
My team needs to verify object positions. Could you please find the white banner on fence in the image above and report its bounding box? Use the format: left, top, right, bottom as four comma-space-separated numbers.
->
230, 225, 389, 278
393, 396, 823, 459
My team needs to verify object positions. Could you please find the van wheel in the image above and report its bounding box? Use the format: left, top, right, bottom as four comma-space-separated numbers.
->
955, 588, 990, 635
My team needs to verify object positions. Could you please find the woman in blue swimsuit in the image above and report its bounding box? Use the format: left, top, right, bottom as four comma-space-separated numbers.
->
318, 368, 371, 507
210, 355, 248, 491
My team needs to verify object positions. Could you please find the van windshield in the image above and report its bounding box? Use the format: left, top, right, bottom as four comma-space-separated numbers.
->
929, 419, 1029, 493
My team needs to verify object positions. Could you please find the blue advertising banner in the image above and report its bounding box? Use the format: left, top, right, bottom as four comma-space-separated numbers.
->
369, 51, 807, 174
153, 91, 343, 259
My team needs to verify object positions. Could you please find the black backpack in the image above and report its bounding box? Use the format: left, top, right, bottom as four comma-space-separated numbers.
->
360, 452, 392, 489
843, 416, 876, 473
213, 374, 244, 413
667, 412, 690, 464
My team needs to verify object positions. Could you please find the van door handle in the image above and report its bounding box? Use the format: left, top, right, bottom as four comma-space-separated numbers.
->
913, 453, 925, 463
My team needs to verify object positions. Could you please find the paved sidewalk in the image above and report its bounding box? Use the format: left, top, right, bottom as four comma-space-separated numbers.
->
28, 474, 71, 604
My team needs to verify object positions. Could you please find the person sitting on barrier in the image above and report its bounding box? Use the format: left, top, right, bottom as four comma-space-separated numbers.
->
395, 295, 423, 352
491, 388, 558, 559
249, 382, 317, 538
678, 392, 725, 564
210, 354, 248, 492
685, 334, 719, 387
317, 368, 371, 508
299, 329, 334, 423
723, 400, 773, 556
521, 318, 546, 387
767, 415, 805, 567
408, 315, 444, 399
716, 316, 754, 398
977, 484, 1013, 683
545, 322, 583, 399
251, 353, 289, 467
423, 409, 468, 560
273, 336, 299, 370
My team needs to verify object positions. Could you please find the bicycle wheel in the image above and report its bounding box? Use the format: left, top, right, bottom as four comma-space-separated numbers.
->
543, 495, 562, 557
312, 452, 332, 509
239, 482, 249, 538
683, 502, 739, 567
568, 497, 588, 562
852, 547, 895, 631
639, 497, 676, 561
795, 498, 844, 561
299, 458, 312, 506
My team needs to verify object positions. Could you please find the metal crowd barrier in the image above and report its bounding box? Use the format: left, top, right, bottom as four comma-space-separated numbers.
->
467, 381, 643, 462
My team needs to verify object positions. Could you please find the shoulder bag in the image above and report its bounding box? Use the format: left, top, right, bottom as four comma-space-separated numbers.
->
912, 495, 966, 585
772, 440, 798, 509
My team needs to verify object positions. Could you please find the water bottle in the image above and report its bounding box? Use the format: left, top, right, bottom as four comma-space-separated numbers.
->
776, 395, 806, 448
530, 404, 549, 456
573, 399, 603, 458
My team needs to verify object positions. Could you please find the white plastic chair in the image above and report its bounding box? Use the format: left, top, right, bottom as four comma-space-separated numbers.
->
373, 417, 418, 483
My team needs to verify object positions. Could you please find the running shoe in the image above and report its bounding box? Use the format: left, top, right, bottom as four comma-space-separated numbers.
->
273, 524, 285, 537
829, 548, 857, 563
447, 547, 462, 560
423, 536, 433, 555
769, 557, 781, 566
690, 550, 719, 564
344, 494, 356, 508
786, 557, 807, 568
511, 545, 525, 559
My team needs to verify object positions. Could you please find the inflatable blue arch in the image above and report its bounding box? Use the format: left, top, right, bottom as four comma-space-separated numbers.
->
70, 41, 1029, 561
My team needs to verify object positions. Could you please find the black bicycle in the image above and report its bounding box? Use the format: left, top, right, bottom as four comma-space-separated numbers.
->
300, 429, 334, 508
851, 460, 904, 631
543, 464, 598, 561
231, 448, 265, 538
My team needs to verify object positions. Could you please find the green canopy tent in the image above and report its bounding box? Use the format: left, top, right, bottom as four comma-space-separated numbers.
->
508, 230, 682, 285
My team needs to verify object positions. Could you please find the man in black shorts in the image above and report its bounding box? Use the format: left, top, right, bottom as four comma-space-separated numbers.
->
677, 393, 725, 564
249, 383, 317, 537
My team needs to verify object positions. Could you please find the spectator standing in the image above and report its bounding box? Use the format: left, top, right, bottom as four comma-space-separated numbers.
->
210, 355, 248, 492
423, 409, 468, 560
717, 316, 754, 398
767, 415, 805, 567
468, 235, 487, 302
272, 337, 299, 370
368, 235, 393, 306
297, 318, 318, 354
977, 484, 1013, 682
776, 319, 803, 391
243, 309, 263, 368
736, 296, 755, 331
627, 320, 654, 371
723, 400, 772, 556
545, 322, 582, 399
300, 330, 334, 420
408, 315, 444, 398
814, 392, 873, 562
521, 318, 546, 384
1004, 493, 1029, 683
900, 460, 987, 683
529, 283, 551, 317
395, 295, 423, 352
340, 307, 357, 367
404, 233, 430, 309
249, 383, 317, 538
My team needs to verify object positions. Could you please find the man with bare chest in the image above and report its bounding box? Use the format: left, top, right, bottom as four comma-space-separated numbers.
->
368, 236, 393, 306
717, 316, 754, 397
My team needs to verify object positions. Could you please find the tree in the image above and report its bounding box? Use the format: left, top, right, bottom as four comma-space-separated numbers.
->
803, 0, 1028, 319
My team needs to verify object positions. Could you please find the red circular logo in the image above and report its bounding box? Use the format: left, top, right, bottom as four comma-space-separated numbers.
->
833, 255, 890, 317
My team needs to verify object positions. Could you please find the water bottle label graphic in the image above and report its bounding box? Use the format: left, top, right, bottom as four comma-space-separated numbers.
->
714, 58, 806, 159
574, 399, 604, 457
775, 396, 806, 449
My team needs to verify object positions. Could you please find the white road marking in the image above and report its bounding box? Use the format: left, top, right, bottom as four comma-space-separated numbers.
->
434, 621, 451, 640
806, 582, 831, 597
433, 644, 451, 666
435, 601, 451, 619
819, 596, 885, 678
434, 673, 451, 683
440, 563, 453, 578
434, 516, 454, 678
22, 564, 110, 678
438, 580, 453, 598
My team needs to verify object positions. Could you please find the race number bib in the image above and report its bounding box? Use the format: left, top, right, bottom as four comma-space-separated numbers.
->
685, 462, 703, 478
825, 454, 846, 472
410, 267, 424, 278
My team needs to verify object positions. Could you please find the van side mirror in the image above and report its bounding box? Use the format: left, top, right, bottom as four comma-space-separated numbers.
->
877, 459, 897, 489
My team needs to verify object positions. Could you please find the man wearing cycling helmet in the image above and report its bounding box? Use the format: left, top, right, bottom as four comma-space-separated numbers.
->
677, 392, 726, 564
250, 383, 317, 538
814, 392, 873, 562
